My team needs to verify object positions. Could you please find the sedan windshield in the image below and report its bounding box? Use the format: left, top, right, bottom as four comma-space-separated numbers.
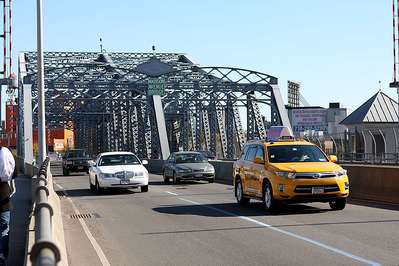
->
99, 155, 140, 166
67, 150, 88, 158
268, 145, 328, 163
175, 154, 207, 164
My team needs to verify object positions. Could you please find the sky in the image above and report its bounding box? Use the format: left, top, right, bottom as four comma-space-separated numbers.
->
2, 0, 398, 121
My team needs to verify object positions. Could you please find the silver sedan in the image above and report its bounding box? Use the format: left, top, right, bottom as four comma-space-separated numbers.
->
162, 151, 215, 183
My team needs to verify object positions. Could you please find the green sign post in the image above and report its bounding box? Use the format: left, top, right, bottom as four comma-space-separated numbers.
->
148, 78, 165, 95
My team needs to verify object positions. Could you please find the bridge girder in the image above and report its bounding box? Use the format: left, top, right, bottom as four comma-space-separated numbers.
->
18, 51, 290, 160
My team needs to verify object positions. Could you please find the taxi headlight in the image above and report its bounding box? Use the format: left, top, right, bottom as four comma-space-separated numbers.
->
275, 171, 296, 179
335, 169, 347, 177
99, 173, 116, 178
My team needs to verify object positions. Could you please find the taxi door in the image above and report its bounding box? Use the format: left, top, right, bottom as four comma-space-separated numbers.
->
250, 146, 265, 194
242, 146, 260, 194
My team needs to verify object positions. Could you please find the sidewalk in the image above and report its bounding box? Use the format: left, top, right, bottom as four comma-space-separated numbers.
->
8, 174, 32, 266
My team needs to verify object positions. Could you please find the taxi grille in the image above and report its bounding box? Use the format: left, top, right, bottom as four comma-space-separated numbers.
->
294, 185, 340, 193
294, 172, 337, 179
292, 194, 339, 199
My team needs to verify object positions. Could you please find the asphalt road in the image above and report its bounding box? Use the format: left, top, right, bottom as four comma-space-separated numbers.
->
51, 160, 399, 266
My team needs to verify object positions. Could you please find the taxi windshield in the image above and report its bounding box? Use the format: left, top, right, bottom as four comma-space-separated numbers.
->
268, 145, 328, 163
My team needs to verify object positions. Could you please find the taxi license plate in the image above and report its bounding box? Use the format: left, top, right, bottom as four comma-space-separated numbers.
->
312, 186, 324, 194
195, 174, 203, 178
78, 166, 83, 169
121, 179, 130, 185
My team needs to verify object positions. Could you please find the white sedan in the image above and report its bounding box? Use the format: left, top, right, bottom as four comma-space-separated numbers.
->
89, 151, 149, 194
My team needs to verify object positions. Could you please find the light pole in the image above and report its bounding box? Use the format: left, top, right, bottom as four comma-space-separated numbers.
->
37, 0, 46, 165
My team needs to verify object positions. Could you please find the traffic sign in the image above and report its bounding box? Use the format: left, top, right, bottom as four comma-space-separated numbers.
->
148, 78, 165, 95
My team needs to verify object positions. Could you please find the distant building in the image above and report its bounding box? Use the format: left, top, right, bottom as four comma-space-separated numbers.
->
325, 102, 352, 136
339, 91, 398, 154
0, 102, 75, 151
286, 103, 351, 138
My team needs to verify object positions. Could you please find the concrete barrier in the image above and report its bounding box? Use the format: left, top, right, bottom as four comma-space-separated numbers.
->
146, 159, 399, 203
341, 164, 399, 204
24, 162, 68, 266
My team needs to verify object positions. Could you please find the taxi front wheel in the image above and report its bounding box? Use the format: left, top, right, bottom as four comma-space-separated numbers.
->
263, 182, 278, 212
329, 198, 347, 210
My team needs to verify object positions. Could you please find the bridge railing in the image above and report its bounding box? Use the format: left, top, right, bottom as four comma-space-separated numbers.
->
30, 157, 61, 266
335, 152, 399, 164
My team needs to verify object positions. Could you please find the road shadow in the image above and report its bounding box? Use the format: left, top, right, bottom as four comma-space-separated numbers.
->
153, 200, 331, 219
348, 198, 399, 211
54, 186, 142, 198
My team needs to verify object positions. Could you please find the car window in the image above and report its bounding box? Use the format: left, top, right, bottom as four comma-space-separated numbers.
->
99, 155, 140, 166
255, 147, 265, 163
175, 154, 207, 164
268, 145, 328, 163
240, 146, 249, 160
67, 150, 88, 158
246, 146, 258, 162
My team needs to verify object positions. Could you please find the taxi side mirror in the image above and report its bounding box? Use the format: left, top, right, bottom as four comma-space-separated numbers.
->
253, 156, 263, 164
329, 155, 337, 162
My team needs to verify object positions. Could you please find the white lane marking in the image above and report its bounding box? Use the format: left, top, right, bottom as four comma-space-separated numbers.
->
166, 191, 178, 196
179, 198, 382, 266
57, 184, 111, 266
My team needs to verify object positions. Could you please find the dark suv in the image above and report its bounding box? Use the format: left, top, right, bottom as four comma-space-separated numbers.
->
62, 149, 92, 176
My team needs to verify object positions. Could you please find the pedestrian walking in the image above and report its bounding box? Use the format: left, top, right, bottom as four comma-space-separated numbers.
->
0, 146, 18, 266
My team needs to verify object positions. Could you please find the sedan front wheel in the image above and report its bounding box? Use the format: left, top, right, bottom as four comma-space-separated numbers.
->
96, 178, 104, 195
163, 171, 169, 183
89, 176, 95, 191
173, 172, 180, 183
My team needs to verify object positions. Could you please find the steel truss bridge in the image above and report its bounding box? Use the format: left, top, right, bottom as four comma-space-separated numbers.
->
17, 51, 290, 161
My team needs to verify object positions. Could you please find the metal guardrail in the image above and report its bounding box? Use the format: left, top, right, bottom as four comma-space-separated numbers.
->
336, 152, 399, 164
30, 157, 61, 265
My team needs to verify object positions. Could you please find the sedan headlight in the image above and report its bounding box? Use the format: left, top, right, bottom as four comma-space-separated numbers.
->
134, 172, 148, 178
335, 169, 347, 177
206, 165, 215, 172
177, 168, 192, 173
99, 173, 116, 178
275, 171, 296, 179
66, 161, 73, 165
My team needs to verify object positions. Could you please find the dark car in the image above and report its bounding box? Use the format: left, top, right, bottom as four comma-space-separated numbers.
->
62, 149, 92, 176
163, 151, 215, 183
195, 150, 217, 160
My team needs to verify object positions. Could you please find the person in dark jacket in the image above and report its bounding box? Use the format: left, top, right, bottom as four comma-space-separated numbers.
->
0, 146, 18, 266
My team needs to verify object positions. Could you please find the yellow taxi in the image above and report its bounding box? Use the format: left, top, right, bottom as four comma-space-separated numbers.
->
233, 126, 349, 212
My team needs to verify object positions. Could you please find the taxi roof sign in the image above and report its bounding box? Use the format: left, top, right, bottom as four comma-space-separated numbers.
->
266, 126, 294, 142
